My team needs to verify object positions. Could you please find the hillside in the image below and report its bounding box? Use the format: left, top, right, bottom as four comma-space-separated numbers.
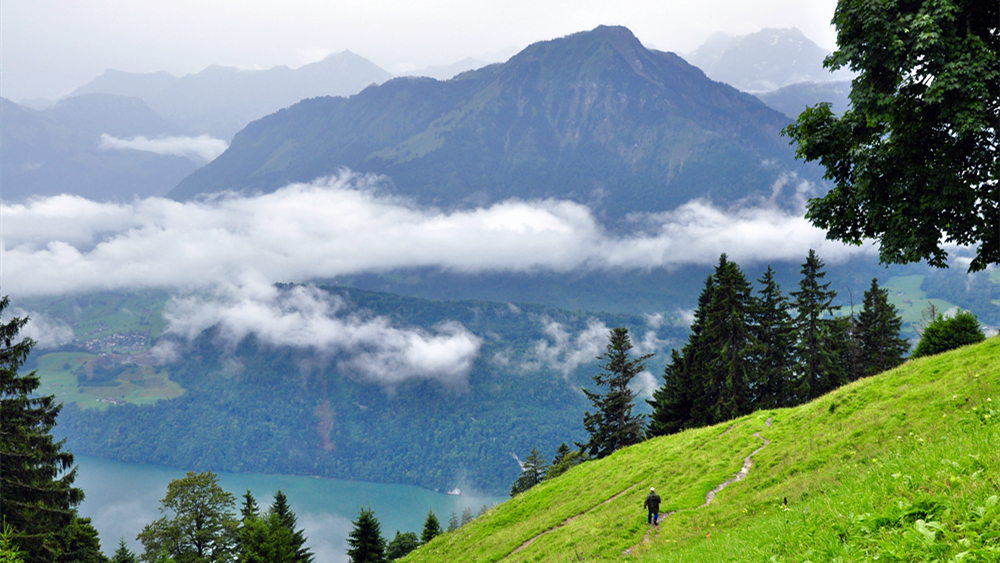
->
404, 337, 999, 561
168, 26, 818, 216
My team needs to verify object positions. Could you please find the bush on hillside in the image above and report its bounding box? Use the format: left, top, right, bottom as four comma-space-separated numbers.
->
913, 310, 986, 358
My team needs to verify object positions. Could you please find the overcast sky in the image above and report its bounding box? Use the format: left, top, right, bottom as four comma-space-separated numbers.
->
2, 0, 839, 101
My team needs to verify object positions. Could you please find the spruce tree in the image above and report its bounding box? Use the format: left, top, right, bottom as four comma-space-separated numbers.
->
750, 266, 796, 409
913, 310, 986, 358
699, 255, 757, 423
111, 539, 137, 563
447, 513, 459, 532
510, 448, 548, 497
270, 491, 313, 563
580, 328, 651, 459
419, 511, 441, 544
0, 296, 86, 563
460, 506, 474, 527
856, 278, 909, 375
346, 507, 386, 563
648, 274, 715, 435
790, 250, 842, 402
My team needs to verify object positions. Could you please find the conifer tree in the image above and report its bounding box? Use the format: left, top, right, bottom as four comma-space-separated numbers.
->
912, 310, 986, 358
856, 278, 909, 375
460, 506, 474, 527
699, 255, 757, 422
580, 328, 651, 458
270, 491, 313, 563
750, 266, 796, 409
111, 539, 137, 563
0, 296, 86, 563
240, 490, 259, 523
346, 507, 386, 563
648, 274, 715, 436
447, 513, 459, 532
510, 448, 548, 497
419, 511, 441, 544
790, 250, 842, 402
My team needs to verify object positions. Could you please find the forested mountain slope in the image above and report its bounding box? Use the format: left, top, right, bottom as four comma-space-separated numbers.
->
169, 26, 818, 216
405, 337, 999, 561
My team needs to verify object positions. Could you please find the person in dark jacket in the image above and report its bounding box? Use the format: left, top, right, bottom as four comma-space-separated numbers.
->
644, 487, 661, 524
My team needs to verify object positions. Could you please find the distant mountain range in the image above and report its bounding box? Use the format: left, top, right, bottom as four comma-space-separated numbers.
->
169, 26, 819, 216
684, 28, 852, 93
69, 51, 393, 139
1, 95, 198, 201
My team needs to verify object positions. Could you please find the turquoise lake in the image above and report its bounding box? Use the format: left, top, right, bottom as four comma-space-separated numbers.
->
75, 454, 506, 561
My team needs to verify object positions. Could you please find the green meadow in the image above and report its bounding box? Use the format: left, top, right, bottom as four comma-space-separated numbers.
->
405, 337, 999, 562
34, 351, 183, 410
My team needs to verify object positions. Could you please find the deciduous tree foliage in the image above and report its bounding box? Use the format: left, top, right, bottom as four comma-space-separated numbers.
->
580, 328, 651, 459
785, 0, 999, 272
137, 471, 239, 563
385, 531, 418, 561
913, 310, 986, 358
0, 296, 90, 563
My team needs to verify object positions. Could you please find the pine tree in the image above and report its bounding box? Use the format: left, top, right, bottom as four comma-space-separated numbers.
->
240, 490, 259, 522
790, 250, 842, 402
111, 538, 137, 563
699, 255, 757, 423
856, 278, 909, 375
510, 448, 548, 497
460, 506, 474, 527
419, 511, 441, 544
750, 266, 796, 410
270, 491, 313, 563
580, 328, 651, 459
0, 296, 86, 563
447, 513, 459, 532
346, 507, 386, 563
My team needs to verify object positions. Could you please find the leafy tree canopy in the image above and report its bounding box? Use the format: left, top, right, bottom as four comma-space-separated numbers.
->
385, 531, 418, 561
913, 310, 986, 358
785, 0, 999, 272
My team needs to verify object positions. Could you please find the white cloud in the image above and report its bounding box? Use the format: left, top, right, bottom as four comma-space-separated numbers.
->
522, 318, 610, 376
630, 370, 659, 400
99, 134, 229, 163
164, 283, 481, 386
9, 309, 76, 348
1, 171, 872, 299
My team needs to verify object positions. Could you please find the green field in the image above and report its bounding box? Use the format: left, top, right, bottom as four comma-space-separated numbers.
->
883, 275, 956, 327
403, 337, 999, 562
22, 290, 171, 343
35, 351, 184, 410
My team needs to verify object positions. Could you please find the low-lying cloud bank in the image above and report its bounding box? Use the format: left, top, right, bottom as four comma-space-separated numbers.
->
164, 283, 481, 387
99, 134, 229, 162
1, 171, 871, 298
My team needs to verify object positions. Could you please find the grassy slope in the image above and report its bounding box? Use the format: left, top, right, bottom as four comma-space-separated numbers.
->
405, 337, 999, 562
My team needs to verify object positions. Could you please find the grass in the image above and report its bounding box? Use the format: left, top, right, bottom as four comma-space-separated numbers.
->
882, 275, 955, 329
402, 337, 999, 562
34, 351, 184, 410
21, 289, 170, 342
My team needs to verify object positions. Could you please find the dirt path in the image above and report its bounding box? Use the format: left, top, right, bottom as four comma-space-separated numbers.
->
504, 417, 774, 561
502, 484, 638, 559
625, 416, 773, 556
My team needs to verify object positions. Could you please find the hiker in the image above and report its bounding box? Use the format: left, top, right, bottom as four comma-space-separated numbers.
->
644, 487, 661, 525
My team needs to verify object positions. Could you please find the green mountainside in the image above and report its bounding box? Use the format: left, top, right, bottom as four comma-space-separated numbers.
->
169, 26, 816, 216
404, 337, 999, 561
43, 285, 682, 495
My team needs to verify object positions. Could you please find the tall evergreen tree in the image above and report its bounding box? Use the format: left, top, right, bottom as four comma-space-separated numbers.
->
580, 328, 651, 458
111, 539, 138, 563
419, 511, 441, 545
460, 507, 474, 527
240, 490, 259, 523
270, 491, 313, 563
346, 507, 386, 563
510, 448, 548, 497
648, 274, 715, 436
750, 266, 796, 410
0, 296, 86, 563
790, 250, 842, 402
699, 255, 757, 422
856, 278, 909, 375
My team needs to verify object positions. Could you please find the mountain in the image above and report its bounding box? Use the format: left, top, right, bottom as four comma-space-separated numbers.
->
403, 57, 491, 80
42, 285, 681, 495
1, 96, 198, 201
168, 26, 819, 216
405, 337, 999, 561
70, 52, 393, 138
756, 80, 852, 118
685, 28, 852, 92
